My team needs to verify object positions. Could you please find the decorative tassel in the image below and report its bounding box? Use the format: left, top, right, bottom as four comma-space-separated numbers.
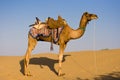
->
50, 42, 53, 51
50, 29, 54, 51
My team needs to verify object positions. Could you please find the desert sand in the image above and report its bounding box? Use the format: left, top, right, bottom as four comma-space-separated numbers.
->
0, 49, 120, 80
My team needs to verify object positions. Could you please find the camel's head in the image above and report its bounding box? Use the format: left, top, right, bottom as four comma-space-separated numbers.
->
83, 12, 98, 21
29, 17, 47, 29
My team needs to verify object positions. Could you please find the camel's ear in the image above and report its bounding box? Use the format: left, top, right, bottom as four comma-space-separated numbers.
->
84, 12, 89, 15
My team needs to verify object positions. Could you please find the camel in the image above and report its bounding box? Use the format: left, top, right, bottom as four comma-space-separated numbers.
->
24, 12, 98, 76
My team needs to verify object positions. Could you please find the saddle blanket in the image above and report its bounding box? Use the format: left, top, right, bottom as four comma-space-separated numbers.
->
29, 26, 63, 43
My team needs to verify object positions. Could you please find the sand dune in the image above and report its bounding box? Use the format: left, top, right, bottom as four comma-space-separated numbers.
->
0, 49, 120, 80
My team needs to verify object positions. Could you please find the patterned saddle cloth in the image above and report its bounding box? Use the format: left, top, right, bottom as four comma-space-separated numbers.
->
29, 26, 63, 43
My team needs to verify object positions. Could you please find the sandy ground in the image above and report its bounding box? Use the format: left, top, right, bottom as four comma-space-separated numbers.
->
0, 49, 120, 80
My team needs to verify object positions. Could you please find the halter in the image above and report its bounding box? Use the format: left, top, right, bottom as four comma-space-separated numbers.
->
79, 27, 86, 31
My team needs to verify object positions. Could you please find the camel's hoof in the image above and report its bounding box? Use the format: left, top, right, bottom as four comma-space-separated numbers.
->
26, 73, 32, 76
25, 73, 32, 76
24, 71, 32, 76
58, 73, 65, 77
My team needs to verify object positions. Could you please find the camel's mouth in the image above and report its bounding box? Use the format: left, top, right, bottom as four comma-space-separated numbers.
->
93, 15, 98, 19
90, 14, 98, 20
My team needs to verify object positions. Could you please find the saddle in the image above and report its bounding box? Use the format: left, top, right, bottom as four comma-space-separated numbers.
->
46, 16, 64, 29
29, 26, 63, 42
29, 16, 64, 51
29, 24, 63, 50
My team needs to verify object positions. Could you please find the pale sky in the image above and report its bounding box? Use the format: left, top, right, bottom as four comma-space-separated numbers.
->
0, 0, 120, 55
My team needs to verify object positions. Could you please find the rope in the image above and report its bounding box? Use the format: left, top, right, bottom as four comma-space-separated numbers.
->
69, 21, 98, 77
93, 21, 98, 76
70, 56, 95, 76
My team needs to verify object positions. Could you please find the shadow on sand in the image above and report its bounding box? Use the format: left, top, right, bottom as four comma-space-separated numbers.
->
94, 71, 120, 80
76, 72, 120, 80
19, 54, 70, 75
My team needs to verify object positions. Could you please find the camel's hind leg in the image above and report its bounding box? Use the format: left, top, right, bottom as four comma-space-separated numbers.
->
58, 44, 66, 76
24, 34, 37, 76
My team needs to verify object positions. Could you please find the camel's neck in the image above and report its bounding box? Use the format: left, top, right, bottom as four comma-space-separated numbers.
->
70, 16, 88, 39
70, 29, 84, 39
79, 15, 88, 29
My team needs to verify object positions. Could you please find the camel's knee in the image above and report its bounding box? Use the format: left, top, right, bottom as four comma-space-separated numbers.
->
24, 54, 30, 66
24, 58, 27, 68
25, 57, 30, 65
58, 54, 63, 68
59, 54, 63, 62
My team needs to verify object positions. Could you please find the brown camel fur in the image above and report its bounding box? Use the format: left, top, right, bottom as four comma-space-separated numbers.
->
24, 12, 98, 76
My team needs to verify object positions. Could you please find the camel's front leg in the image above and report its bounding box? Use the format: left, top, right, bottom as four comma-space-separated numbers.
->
58, 44, 66, 76
24, 35, 37, 76
24, 48, 32, 76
